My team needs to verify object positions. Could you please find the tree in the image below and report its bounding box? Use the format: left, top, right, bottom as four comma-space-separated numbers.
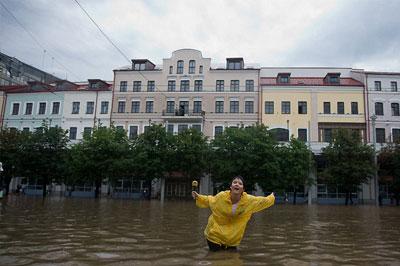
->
322, 129, 375, 205
0, 128, 25, 195
172, 128, 209, 184
132, 124, 174, 198
378, 143, 400, 205
67, 125, 130, 198
210, 125, 279, 192
279, 137, 313, 204
20, 124, 69, 197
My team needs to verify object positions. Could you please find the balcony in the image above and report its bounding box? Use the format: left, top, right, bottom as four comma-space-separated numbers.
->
162, 109, 204, 123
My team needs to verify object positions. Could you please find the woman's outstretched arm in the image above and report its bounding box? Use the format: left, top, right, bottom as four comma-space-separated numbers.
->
248, 192, 275, 213
192, 191, 216, 208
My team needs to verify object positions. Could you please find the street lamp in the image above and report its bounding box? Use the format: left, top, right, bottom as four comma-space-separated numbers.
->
371, 114, 379, 206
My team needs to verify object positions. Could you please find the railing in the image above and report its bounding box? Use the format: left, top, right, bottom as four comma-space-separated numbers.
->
162, 109, 205, 117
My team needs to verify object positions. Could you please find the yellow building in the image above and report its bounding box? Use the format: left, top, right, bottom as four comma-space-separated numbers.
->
260, 68, 366, 151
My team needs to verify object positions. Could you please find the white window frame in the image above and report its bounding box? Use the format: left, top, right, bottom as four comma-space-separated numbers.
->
37, 101, 47, 115
51, 101, 61, 115
24, 101, 34, 115
10, 101, 21, 115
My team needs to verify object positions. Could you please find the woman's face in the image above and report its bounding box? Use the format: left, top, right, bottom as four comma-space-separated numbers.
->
230, 178, 244, 195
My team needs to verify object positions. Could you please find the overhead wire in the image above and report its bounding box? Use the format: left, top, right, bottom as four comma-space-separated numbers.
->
0, 1, 82, 81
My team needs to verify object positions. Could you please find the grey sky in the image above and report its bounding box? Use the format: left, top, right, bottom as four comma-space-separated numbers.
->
0, 0, 399, 81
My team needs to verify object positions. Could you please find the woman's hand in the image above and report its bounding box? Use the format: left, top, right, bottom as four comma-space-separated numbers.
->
192, 191, 199, 199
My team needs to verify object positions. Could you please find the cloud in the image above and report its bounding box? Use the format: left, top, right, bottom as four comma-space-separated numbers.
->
0, 0, 399, 81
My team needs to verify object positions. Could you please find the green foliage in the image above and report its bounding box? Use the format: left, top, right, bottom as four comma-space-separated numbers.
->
322, 129, 375, 194
67, 125, 130, 197
378, 143, 400, 204
172, 128, 209, 180
210, 125, 280, 191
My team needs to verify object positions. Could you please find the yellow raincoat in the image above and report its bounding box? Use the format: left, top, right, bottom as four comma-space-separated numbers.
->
196, 191, 275, 247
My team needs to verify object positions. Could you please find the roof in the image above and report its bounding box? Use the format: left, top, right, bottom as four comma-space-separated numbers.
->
260, 77, 364, 87
0, 80, 112, 93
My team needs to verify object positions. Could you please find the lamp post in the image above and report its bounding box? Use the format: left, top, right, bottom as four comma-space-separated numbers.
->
371, 114, 379, 206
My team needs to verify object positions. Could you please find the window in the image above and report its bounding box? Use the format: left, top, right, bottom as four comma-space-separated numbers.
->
167, 124, 174, 134
86, 101, 94, 114
178, 124, 189, 133
133, 63, 145, 70
270, 128, 289, 142
180, 80, 190, 92
25, 103, 33, 115
52, 102, 60, 114
298, 101, 307, 114
12, 103, 19, 115
72, 102, 80, 114
230, 101, 239, 113
199, 65, 203, 74
298, 129, 307, 142
194, 80, 203, 92
177, 60, 184, 74
391, 81, 398, 92
245, 101, 254, 113
337, 102, 344, 114
69, 127, 77, 140
118, 101, 126, 113
83, 127, 92, 136
375, 102, 384, 116
323, 128, 332, 142
145, 101, 153, 113
169, 66, 173, 74
245, 80, 254, 92
120, 81, 127, 92
179, 101, 189, 115
192, 124, 201, 132
392, 129, 400, 143
189, 60, 195, 74
376, 128, 386, 143
100, 101, 109, 114
278, 75, 290, 83
215, 126, 223, 136
147, 81, 155, 92
168, 80, 176, 92
22, 127, 30, 133
216, 80, 224, 92
392, 103, 400, 116
215, 101, 224, 113
323, 102, 331, 114
374, 81, 381, 91
131, 101, 140, 113
133, 81, 141, 92
38, 102, 46, 115
193, 101, 202, 114
351, 102, 358, 114
227, 61, 241, 70
166, 101, 175, 114
265, 101, 274, 114
329, 76, 339, 84
129, 126, 138, 139
230, 80, 240, 92
282, 101, 291, 114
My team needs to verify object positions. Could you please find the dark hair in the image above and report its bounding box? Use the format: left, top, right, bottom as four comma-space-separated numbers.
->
231, 175, 245, 189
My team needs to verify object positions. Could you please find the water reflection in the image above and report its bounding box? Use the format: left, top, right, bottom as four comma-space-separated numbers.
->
0, 196, 399, 265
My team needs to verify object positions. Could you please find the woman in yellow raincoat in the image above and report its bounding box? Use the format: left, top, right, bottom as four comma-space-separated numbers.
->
192, 176, 275, 251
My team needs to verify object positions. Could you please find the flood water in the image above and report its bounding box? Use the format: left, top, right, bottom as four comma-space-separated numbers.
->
0, 196, 399, 266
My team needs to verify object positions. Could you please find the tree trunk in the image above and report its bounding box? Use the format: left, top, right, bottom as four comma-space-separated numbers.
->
345, 191, 349, 205
4, 175, 12, 196
95, 180, 101, 198
293, 188, 297, 205
42, 179, 47, 198
349, 192, 353, 205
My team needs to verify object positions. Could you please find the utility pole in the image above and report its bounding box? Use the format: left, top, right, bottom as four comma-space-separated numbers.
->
371, 114, 379, 206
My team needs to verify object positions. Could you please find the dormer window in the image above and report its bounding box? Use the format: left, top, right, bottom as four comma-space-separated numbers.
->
325, 73, 341, 84
89, 82, 98, 89
226, 58, 244, 70
277, 73, 290, 84
131, 59, 155, 71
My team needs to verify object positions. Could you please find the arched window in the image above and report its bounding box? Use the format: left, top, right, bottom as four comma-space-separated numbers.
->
189, 60, 196, 74
177, 60, 184, 74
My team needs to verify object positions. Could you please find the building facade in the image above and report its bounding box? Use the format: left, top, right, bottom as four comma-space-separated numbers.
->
260, 67, 366, 153
112, 49, 259, 139
2, 80, 112, 141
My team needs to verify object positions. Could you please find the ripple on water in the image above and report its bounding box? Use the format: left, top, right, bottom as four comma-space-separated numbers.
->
38, 250, 70, 261
91, 252, 120, 259
104, 237, 138, 243
0, 256, 33, 266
